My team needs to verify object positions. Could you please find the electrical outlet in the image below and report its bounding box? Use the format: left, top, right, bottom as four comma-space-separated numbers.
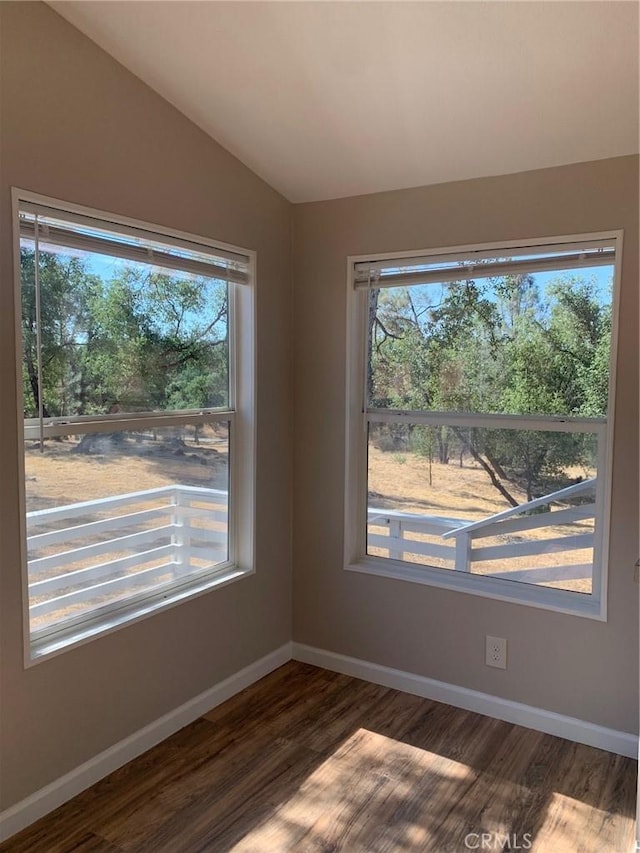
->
485, 635, 507, 669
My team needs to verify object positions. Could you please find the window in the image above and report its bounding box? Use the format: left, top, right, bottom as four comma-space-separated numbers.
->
14, 190, 255, 660
345, 234, 621, 618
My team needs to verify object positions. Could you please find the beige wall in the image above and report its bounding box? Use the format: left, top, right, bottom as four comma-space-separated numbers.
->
1, 0, 637, 821
0, 2, 293, 810
292, 155, 639, 733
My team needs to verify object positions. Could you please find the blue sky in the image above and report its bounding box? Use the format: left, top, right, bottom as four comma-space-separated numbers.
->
534, 266, 612, 302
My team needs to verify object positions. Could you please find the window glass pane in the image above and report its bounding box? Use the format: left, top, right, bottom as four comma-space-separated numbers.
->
367, 265, 614, 417
367, 421, 597, 594
20, 239, 229, 417
25, 422, 229, 636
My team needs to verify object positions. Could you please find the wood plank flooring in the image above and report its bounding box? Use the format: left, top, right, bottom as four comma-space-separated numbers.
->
2, 661, 636, 852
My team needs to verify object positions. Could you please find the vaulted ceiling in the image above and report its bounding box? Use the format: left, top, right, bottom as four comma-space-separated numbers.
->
51, 1, 639, 203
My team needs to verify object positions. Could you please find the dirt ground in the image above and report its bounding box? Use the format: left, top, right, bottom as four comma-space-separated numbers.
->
24, 427, 228, 511
24, 435, 594, 632
24, 427, 230, 631
367, 446, 595, 594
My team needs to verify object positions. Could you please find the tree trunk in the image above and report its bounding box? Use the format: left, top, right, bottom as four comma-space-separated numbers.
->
452, 427, 519, 507
25, 345, 50, 419
438, 427, 449, 464
484, 450, 508, 480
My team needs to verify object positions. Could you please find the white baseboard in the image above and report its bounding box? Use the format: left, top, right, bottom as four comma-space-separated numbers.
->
0, 642, 292, 843
292, 642, 638, 759
3, 639, 635, 843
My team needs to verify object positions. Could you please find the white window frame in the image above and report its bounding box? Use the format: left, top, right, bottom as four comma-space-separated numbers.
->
345, 231, 622, 620
12, 188, 256, 664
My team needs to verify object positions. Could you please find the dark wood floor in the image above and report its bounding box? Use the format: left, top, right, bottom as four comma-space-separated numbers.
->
2, 661, 636, 852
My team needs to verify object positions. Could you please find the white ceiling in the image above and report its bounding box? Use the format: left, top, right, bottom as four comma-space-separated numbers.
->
51, 1, 639, 203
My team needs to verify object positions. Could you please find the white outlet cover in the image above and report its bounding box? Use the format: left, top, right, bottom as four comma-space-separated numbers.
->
485, 635, 507, 669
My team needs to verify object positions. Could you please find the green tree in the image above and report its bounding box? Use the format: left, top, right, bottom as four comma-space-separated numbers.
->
21, 248, 229, 420
21, 247, 99, 418
368, 270, 610, 503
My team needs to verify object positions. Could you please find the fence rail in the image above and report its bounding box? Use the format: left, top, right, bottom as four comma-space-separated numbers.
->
27, 485, 228, 628
367, 478, 596, 585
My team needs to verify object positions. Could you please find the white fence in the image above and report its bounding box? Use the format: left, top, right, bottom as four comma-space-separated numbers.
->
368, 478, 596, 585
27, 485, 228, 628
29, 476, 596, 628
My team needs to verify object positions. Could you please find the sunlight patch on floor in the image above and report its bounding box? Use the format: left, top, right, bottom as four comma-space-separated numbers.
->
534, 791, 633, 852
228, 727, 477, 851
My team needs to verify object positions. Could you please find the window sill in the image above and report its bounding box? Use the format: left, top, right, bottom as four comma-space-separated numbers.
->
345, 557, 605, 621
27, 565, 254, 666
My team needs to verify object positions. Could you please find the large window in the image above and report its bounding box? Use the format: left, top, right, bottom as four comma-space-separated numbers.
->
14, 191, 255, 660
345, 234, 621, 617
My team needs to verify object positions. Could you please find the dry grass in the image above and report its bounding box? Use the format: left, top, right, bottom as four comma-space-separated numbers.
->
24, 430, 229, 631
24, 436, 594, 631
25, 432, 228, 511
368, 446, 595, 594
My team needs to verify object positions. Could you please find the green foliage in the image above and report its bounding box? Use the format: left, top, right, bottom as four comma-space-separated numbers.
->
21, 247, 229, 419
369, 270, 611, 500
21, 248, 100, 417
